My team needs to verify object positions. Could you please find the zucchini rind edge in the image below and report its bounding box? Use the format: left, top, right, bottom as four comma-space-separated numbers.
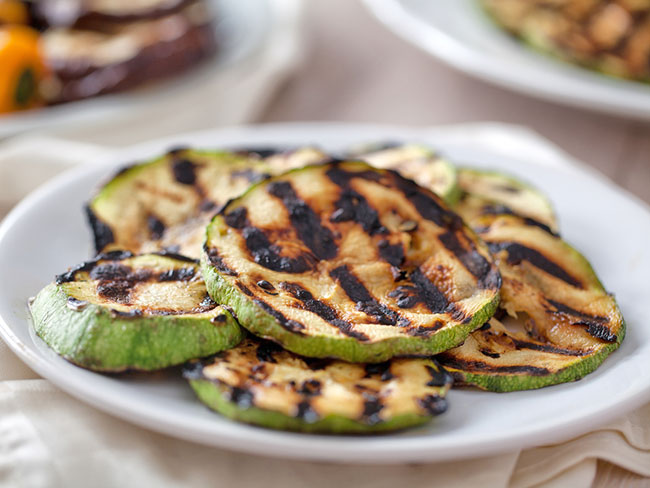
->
439, 169, 625, 392
351, 144, 461, 205
202, 161, 501, 363
30, 251, 244, 372
184, 337, 452, 434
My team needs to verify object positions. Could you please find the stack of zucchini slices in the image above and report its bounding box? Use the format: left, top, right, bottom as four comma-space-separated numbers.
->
30, 143, 625, 434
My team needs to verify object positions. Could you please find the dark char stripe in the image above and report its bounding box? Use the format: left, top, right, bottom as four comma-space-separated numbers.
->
147, 214, 166, 240
205, 246, 238, 276
328, 179, 387, 235
438, 231, 492, 282
253, 299, 306, 335
171, 158, 197, 185
280, 281, 370, 341
438, 356, 550, 376
243, 226, 314, 273
546, 299, 616, 343
488, 242, 582, 288
480, 205, 558, 236
267, 181, 338, 261
392, 172, 462, 229
510, 338, 588, 357
409, 268, 448, 314
85, 205, 115, 254
329, 265, 404, 326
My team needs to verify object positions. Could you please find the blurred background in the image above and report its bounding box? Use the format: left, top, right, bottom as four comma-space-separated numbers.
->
1, 0, 649, 217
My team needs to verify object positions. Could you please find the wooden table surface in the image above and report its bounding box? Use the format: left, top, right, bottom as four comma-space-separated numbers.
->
259, 1, 650, 485
260, 0, 650, 206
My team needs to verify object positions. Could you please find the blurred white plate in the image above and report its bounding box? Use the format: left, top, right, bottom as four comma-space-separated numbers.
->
0, 0, 299, 139
364, 0, 650, 120
0, 123, 649, 464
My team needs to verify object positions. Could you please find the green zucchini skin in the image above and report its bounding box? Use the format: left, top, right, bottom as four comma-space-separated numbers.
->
201, 256, 498, 363
441, 169, 625, 392
202, 161, 501, 363
187, 379, 432, 434
30, 254, 244, 372
184, 338, 452, 434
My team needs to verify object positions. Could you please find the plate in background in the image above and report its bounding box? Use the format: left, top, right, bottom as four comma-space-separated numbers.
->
0, 0, 296, 138
363, 0, 650, 120
0, 122, 648, 463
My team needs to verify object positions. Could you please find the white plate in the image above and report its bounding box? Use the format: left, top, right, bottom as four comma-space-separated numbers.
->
0, 0, 281, 138
0, 123, 649, 464
363, 0, 650, 120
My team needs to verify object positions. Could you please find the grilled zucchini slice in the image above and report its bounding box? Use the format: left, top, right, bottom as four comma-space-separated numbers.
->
86, 147, 328, 258
30, 251, 244, 372
352, 144, 461, 205
438, 214, 625, 391
454, 169, 558, 233
184, 337, 452, 433
202, 161, 501, 363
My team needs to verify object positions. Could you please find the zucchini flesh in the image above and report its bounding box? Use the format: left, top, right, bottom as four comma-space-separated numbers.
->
454, 168, 558, 233
202, 161, 500, 363
439, 212, 625, 391
352, 144, 461, 205
184, 337, 452, 433
30, 251, 244, 372
87, 148, 328, 258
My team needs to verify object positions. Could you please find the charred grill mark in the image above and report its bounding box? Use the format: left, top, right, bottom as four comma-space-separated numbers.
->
210, 314, 228, 324
158, 267, 195, 282
510, 338, 588, 356
480, 350, 501, 359
280, 282, 370, 341
325, 165, 383, 187
267, 181, 338, 261
438, 231, 492, 284
224, 206, 248, 229
236, 282, 254, 297
297, 379, 322, 396
388, 285, 419, 309
228, 387, 254, 409
364, 362, 394, 381
55, 251, 134, 284
481, 205, 558, 236
97, 280, 132, 304
89, 263, 132, 280
171, 158, 197, 185
147, 214, 166, 240
361, 394, 384, 425
303, 357, 330, 371
392, 173, 462, 229
199, 200, 218, 212
418, 395, 448, 415
255, 341, 282, 363
378, 240, 405, 267
406, 321, 445, 337
254, 299, 305, 334
151, 251, 198, 263
488, 242, 582, 288
205, 246, 238, 276
437, 356, 550, 376
295, 401, 319, 423
329, 187, 387, 235
546, 299, 616, 342
242, 226, 313, 273
409, 268, 449, 314
329, 265, 403, 326
85, 205, 115, 253
425, 364, 453, 387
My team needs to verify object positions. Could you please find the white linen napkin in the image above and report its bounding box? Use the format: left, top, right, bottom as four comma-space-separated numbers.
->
0, 124, 648, 488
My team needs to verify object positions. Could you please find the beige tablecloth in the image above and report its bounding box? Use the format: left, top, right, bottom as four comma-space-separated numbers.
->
0, 125, 649, 488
